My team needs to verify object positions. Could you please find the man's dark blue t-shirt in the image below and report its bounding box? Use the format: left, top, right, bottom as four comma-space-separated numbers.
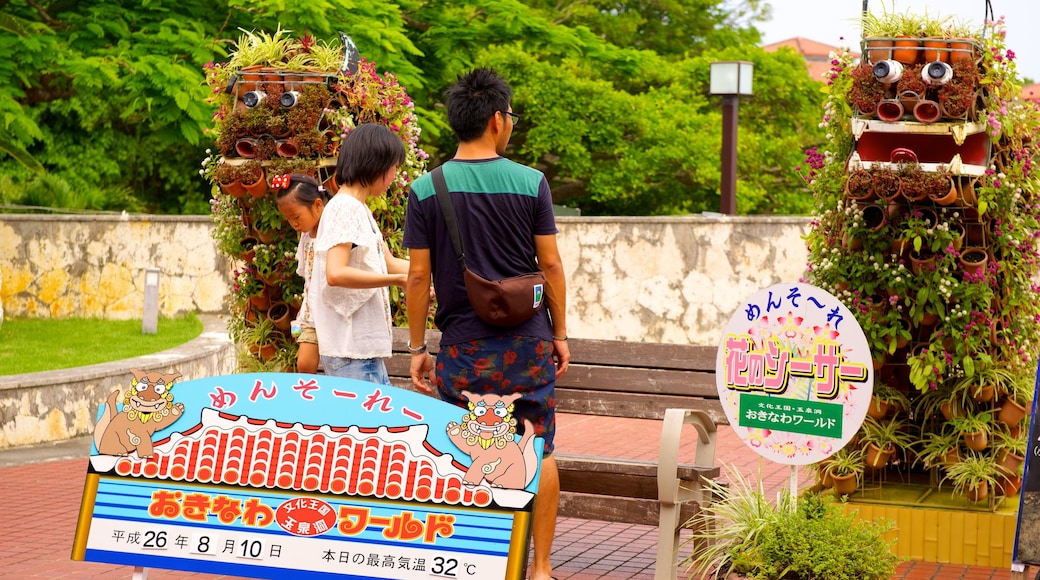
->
403, 158, 557, 346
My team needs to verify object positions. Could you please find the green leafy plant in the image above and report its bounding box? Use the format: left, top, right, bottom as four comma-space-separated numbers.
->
860, 416, 916, 467
230, 266, 264, 305
939, 451, 1001, 502
681, 466, 899, 580
913, 428, 962, 469
948, 411, 994, 436
827, 445, 866, 478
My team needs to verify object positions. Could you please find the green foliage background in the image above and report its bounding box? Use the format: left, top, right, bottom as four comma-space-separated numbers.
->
0, 0, 827, 216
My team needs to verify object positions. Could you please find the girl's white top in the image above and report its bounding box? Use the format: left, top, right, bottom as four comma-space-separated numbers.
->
310, 194, 393, 359
294, 231, 316, 328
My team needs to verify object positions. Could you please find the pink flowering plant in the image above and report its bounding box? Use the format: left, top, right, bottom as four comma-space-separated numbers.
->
200, 27, 429, 368
806, 13, 1040, 385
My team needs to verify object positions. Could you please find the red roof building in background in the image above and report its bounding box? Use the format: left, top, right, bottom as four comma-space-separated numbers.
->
1022, 83, 1040, 102
763, 37, 860, 83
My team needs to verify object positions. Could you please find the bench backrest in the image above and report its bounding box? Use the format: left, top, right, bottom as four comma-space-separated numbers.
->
386, 328, 727, 425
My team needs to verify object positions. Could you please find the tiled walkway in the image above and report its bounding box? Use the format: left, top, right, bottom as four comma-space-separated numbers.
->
0, 413, 1023, 579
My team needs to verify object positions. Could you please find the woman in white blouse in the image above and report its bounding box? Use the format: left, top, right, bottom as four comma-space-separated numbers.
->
311, 123, 408, 384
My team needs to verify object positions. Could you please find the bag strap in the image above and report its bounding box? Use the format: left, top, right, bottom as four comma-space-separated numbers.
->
431, 165, 468, 270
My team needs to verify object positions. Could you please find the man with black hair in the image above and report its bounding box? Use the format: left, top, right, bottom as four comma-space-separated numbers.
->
403, 68, 569, 580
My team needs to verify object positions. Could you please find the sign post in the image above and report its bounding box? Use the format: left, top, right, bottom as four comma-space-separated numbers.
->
72, 371, 541, 579
1011, 363, 1040, 578
715, 283, 874, 497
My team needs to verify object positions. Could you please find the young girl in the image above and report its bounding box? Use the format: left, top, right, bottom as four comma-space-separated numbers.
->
312, 123, 410, 384
273, 173, 330, 374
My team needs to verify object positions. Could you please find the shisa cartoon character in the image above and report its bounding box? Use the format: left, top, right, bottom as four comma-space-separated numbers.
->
446, 391, 539, 489
92, 369, 184, 458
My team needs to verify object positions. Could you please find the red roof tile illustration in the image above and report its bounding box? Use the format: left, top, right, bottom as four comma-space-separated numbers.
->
92, 409, 501, 509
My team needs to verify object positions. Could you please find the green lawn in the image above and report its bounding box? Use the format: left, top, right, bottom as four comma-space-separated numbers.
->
0, 314, 204, 375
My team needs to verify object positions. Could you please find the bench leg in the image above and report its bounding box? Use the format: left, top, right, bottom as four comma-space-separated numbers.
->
655, 503, 680, 580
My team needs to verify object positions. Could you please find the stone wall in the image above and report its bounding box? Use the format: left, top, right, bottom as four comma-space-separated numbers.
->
0, 314, 236, 448
1, 215, 228, 319
0, 214, 811, 345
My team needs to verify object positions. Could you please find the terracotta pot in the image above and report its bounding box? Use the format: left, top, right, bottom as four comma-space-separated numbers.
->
928, 177, 958, 205
831, 472, 857, 496
962, 430, 988, 452
893, 37, 921, 65
998, 449, 1025, 474
866, 396, 890, 420
966, 480, 989, 503
322, 172, 339, 194
913, 99, 942, 123
239, 236, 259, 263
845, 174, 875, 202
877, 99, 904, 122
923, 38, 949, 63
865, 443, 895, 469
252, 225, 277, 244
238, 65, 265, 92
959, 248, 988, 277
842, 231, 864, 252
971, 384, 995, 403
997, 474, 1023, 497
942, 446, 962, 465
275, 139, 299, 158
251, 342, 278, 362
322, 130, 340, 157
948, 39, 976, 64
218, 179, 249, 199
998, 398, 1028, 426
235, 137, 259, 158
267, 302, 291, 332
865, 39, 894, 63
950, 223, 965, 251
243, 171, 269, 199
862, 204, 887, 231
248, 290, 270, 311
939, 399, 963, 421
910, 251, 935, 275
959, 178, 979, 206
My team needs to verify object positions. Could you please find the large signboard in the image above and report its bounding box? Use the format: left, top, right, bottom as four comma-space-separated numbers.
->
1013, 365, 1040, 566
715, 283, 874, 465
72, 371, 542, 579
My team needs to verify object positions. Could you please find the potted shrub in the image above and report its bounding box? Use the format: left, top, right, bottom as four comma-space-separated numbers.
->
948, 411, 994, 451
870, 381, 912, 418
860, 416, 915, 469
681, 468, 899, 580
848, 63, 885, 116
940, 451, 1001, 503
913, 428, 962, 470
998, 377, 1033, 427
992, 428, 1027, 476
826, 446, 866, 496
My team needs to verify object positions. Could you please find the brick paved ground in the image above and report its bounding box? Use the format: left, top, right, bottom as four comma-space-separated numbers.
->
0, 413, 1021, 579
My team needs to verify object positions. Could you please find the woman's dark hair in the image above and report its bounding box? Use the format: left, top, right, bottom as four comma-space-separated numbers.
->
274, 173, 331, 206
334, 123, 407, 188
445, 68, 513, 142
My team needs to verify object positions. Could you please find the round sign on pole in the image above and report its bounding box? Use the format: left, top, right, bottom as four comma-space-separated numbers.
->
715, 282, 874, 465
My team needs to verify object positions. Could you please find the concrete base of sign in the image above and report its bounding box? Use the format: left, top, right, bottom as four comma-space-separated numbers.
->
835, 482, 1018, 568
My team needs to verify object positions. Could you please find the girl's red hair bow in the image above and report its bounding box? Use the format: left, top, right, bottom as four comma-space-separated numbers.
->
271, 174, 291, 190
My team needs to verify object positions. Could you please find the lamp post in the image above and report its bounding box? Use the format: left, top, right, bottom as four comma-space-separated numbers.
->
142, 268, 160, 334
709, 61, 754, 215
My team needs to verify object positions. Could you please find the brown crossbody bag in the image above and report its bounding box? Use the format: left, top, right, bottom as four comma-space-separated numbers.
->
431, 165, 546, 327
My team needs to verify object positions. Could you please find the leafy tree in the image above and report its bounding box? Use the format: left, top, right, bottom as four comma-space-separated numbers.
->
523, 0, 769, 58
0, 0, 825, 216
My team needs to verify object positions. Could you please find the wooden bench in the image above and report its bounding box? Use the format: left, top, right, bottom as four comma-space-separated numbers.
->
386, 329, 724, 580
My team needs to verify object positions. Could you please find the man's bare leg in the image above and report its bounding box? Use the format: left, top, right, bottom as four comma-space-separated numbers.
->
529, 454, 559, 580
